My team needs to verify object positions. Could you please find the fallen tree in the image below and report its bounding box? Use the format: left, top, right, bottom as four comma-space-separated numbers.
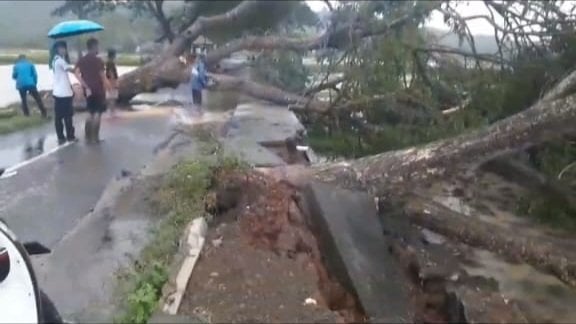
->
114, 0, 576, 287
255, 64, 576, 286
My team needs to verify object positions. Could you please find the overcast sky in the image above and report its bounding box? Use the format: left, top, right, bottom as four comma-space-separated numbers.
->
306, 0, 501, 36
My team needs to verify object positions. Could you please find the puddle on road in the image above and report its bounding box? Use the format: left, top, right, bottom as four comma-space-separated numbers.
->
0, 132, 62, 170
464, 249, 576, 323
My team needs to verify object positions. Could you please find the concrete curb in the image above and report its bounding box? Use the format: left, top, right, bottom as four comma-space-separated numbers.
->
159, 217, 208, 316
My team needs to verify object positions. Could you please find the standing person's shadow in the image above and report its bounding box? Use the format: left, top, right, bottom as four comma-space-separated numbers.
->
23, 137, 45, 160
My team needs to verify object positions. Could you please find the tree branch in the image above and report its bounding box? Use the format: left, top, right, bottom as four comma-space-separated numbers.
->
207, 72, 329, 112
413, 45, 509, 65
204, 0, 442, 65
304, 76, 345, 96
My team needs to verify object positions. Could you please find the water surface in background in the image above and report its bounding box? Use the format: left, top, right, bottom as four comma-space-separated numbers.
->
0, 64, 135, 107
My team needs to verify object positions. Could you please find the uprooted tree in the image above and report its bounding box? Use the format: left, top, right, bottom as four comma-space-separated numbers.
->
107, 0, 576, 286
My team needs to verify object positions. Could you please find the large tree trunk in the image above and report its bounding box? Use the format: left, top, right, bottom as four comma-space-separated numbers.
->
117, 56, 184, 102
309, 93, 576, 196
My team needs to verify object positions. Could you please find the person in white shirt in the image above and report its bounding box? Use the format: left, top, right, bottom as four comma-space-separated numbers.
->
50, 41, 76, 144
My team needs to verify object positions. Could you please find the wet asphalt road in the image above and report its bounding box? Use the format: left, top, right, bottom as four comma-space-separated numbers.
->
0, 108, 172, 247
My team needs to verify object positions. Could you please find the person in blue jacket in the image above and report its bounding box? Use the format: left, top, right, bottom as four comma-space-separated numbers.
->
12, 54, 47, 117
187, 53, 208, 115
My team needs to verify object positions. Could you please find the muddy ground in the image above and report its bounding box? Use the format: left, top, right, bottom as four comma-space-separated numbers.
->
180, 170, 360, 323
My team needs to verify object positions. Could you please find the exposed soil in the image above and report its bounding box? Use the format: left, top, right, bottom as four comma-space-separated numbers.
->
180, 170, 361, 323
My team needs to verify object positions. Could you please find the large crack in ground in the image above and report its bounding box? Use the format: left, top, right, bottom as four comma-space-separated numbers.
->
180, 166, 364, 322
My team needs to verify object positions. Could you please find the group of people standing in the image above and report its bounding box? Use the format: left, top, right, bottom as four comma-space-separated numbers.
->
13, 40, 210, 145
51, 37, 118, 144
12, 37, 118, 145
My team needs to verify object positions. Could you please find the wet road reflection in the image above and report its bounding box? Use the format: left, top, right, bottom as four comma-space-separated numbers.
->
23, 136, 45, 160
0, 122, 63, 170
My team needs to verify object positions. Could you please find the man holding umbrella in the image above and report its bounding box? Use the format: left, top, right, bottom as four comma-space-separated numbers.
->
75, 37, 109, 143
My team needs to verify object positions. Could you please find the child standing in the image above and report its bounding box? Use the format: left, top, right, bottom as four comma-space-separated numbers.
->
105, 48, 119, 119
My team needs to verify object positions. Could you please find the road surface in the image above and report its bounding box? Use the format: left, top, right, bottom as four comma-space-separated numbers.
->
0, 107, 176, 322
0, 109, 172, 247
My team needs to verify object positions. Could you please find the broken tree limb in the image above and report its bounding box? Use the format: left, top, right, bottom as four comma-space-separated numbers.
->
303, 76, 345, 96
170, 0, 263, 56
207, 73, 329, 112
403, 196, 576, 287
541, 69, 576, 102
413, 45, 509, 66
204, 34, 325, 67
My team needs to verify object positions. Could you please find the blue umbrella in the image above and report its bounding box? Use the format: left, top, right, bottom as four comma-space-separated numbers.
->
48, 20, 104, 39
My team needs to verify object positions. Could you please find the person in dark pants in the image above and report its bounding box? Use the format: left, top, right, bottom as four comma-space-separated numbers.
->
187, 53, 208, 116
75, 38, 109, 143
50, 41, 76, 144
12, 54, 47, 117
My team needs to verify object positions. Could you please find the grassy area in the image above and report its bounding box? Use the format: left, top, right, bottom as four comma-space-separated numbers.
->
115, 136, 244, 324
0, 49, 142, 66
0, 103, 47, 135
0, 114, 45, 135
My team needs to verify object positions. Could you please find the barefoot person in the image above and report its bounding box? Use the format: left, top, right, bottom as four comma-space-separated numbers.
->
50, 41, 76, 144
12, 54, 47, 118
74, 38, 109, 143
105, 48, 119, 119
